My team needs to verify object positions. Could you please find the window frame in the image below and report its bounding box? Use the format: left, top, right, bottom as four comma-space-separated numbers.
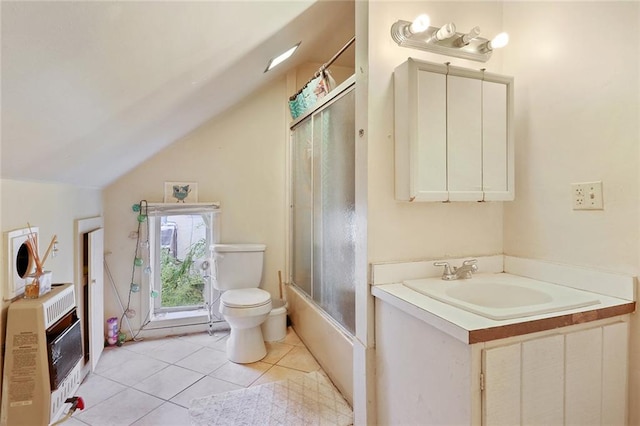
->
143, 203, 221, 326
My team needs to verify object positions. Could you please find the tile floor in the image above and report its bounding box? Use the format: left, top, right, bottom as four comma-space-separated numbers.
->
65, 327, 323, 426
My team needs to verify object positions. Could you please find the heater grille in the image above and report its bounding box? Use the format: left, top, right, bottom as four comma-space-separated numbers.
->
44, 286, 75, 329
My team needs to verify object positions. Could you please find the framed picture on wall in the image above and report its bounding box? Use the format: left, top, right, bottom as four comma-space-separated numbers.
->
164, 182, 198, 203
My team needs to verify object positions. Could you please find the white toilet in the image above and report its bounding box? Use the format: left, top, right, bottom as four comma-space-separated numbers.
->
212, 243, 272, 364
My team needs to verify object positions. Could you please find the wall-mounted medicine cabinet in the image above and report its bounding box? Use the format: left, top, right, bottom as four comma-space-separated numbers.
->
394, 58, 514, 202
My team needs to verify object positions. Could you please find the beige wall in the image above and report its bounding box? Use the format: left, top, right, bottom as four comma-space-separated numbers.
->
501, 2, 640, 423
0, 178, 103, 404
367, 1, 507, 264
103, 77, 290, 330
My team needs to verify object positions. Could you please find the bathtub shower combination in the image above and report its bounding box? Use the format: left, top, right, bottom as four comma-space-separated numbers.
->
290, 77, 356, 336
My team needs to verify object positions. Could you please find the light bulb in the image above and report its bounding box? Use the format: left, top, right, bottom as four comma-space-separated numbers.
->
409, 14, 430, 35
490, 32, 509, 49
460, 26, 481, 45
434, 23, 456, 41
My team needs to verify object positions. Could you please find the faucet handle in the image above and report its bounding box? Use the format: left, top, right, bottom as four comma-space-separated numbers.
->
434, 261, 452, 275
462, 258, 479, 273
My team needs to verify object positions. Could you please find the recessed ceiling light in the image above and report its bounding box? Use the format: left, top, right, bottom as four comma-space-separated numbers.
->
265, 42, 301, 72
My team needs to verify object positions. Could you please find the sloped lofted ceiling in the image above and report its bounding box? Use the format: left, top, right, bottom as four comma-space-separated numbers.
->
1, 0, 355, 188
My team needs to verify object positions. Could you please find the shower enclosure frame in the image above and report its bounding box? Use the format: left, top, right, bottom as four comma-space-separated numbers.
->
288, 75, 357, 337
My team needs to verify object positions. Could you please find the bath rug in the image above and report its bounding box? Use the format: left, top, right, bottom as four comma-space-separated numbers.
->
189, 371, 353, 425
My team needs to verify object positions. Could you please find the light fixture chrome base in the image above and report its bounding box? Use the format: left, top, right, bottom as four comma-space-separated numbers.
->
391, 20, 492, 62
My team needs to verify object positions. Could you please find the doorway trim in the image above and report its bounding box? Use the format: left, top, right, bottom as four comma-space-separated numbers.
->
74, 216, 103, 379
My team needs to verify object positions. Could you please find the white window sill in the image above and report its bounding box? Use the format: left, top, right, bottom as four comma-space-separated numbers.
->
149, 309, 210, 327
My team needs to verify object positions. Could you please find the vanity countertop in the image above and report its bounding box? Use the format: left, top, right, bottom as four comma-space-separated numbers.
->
370, 256, 636, 344
372, 281, 634, 344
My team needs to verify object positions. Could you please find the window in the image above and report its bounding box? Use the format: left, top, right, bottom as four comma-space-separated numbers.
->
145, 203, 222, 324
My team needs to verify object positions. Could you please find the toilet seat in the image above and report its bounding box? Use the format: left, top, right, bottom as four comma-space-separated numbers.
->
221, 288, 271, 308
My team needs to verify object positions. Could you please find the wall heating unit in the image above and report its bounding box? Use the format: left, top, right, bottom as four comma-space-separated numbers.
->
1, 283, 83, 425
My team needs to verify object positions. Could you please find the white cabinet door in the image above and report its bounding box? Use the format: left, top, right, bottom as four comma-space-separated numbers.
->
521, 334, 565, 425
482, 322, 629, 426
602, 322, 629, 425
483, 343, 521, 425
447, 72, 483, 201
565, 327, 603, 425
394, 59, 449, 201
88, 228, 104, 372
482, 79, 512, 200
414, 69, 447, 199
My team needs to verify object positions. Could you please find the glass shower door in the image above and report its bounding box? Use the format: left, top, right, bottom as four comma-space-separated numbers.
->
291, 86, 356, 334
291, 118, 313, 296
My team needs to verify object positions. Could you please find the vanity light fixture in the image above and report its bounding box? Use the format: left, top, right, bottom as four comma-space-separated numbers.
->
391, 15, 509, 62
479, 32, 509, 52
265, 42, 301, 72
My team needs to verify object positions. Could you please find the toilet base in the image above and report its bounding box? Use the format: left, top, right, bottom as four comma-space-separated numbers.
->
226, 325, 267, 364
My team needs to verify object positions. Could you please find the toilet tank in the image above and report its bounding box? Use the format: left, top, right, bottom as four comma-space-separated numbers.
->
212, 244, 266, 291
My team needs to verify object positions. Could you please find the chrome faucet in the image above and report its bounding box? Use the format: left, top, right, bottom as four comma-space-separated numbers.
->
433, 259, 478, 280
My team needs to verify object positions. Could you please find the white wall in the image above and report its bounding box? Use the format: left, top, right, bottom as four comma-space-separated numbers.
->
367, 2, 640, 424
502, 2, 640, 423
0, 179, 103, 289
0, 178, 103, 405
364, 3, 508, 423
367, 1, 507, 264
103, 77, 289, 332
502, 2, 640, 274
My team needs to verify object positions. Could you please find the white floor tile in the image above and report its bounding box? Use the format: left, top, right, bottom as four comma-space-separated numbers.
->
209, 360, 271, 386
77, 374, 127, 409
130, 402, 190, 426
99, 352, 169, 387
282, 327, 304, 346
146, 338, 202, 363
205, 333, 230, 352
170, 376, 243, 408
176, 331, 228, 347
133, 365, 203, 400
175, 346, 229, 374
59, 417, 89, 426
123, 337, 171, 355
77, 326, 332, 425
75, 388, 163, 426
94, 346, 138, 375
262, 341, 295, 364
276, 346, 321, 372
251, 364, 308, 386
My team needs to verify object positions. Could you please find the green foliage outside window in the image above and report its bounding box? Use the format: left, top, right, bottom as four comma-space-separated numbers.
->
160, 238, 206, 307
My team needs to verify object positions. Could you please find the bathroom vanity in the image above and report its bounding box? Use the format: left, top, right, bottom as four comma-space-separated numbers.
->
371, 256, 635, 425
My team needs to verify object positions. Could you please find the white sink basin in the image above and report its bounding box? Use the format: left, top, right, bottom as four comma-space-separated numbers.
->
403, 273, 600, 320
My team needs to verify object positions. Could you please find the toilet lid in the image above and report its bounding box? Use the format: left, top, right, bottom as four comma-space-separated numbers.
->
221, 288, 271, 308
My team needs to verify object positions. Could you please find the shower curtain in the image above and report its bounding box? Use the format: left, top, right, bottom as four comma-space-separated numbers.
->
289, 69, 336, 120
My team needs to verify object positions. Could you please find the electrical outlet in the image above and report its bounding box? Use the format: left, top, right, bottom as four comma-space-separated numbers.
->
571, 181, 603, 210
